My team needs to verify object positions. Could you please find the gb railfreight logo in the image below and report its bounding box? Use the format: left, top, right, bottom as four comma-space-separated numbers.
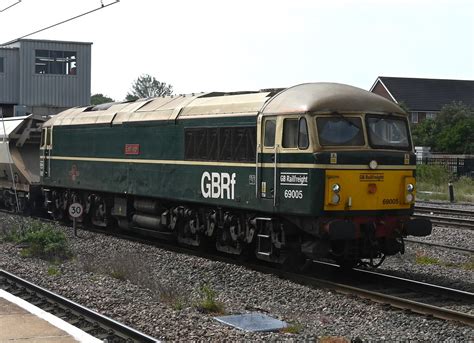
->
201, 172, 236, 200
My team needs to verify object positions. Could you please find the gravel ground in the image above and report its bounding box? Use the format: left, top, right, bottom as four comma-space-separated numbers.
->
416, 200, 474, 212
408, 225, 474, 251
0, 212, 473, 341
376, 200, 474, 294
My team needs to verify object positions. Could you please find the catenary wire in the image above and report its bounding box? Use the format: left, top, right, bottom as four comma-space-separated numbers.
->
1, 0, 120, 45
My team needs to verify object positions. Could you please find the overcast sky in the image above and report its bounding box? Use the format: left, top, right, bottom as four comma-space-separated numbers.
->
1, 0, 473, 101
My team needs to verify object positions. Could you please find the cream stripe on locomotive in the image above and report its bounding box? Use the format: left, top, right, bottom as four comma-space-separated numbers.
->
44, 155, 416, 170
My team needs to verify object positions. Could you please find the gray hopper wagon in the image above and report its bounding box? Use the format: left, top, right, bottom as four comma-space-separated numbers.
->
0, 115, 45, 211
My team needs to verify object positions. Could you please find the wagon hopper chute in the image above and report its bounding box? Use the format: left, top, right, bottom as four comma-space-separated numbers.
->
0, 115, 45, 210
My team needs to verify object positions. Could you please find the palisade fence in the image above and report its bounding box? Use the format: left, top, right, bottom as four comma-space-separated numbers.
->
416, 156, 474, 178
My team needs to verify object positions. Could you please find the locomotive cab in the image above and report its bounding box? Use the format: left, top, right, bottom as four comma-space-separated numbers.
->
257, 83, 432, 267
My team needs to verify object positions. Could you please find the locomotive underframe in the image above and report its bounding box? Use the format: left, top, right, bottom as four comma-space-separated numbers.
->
41, 186, 419, 268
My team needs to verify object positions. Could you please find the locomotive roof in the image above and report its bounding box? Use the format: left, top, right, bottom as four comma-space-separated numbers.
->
45, 83, 405, 127
262, 83, 405, 115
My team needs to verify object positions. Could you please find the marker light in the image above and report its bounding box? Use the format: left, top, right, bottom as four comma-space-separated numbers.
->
331, 193, 340, 205
406, 194, 414, 203
407, 183, 415, 192
332, 183, 341, 193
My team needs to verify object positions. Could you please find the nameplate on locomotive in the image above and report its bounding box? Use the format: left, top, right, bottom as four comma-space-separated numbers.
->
359, 173, 384, 182
280, 172, 308, 186
124, 144, 140, 155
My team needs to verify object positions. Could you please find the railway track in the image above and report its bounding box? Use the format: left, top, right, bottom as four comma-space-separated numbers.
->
299, 261, 474, 327
415, 214, 474, 230
404, 238, 474, 253
415, 205, 473, 217
73, 225, 474, 327
0, 270, 158, 343
414, 205, 474, 230
1, 209, 473, 328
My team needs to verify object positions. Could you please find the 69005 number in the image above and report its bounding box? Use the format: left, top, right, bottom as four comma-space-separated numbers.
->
284, 189, 303, 199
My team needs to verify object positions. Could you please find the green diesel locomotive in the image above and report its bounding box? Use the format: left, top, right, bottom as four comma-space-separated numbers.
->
40, 83, 432, 267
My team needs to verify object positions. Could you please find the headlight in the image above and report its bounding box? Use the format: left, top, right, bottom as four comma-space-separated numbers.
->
332, 183, 341, 193
369, 160, 378, 170
407, 183, 415, 192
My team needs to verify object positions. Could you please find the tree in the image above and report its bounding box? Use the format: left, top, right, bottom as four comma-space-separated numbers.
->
91, 93, 115, 105
411, 101, 474, 154
125, 74, 173, 101
411, 118, 437, 147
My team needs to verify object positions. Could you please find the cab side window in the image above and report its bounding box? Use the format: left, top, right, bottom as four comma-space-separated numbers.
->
264, 120, 276, 147
282, 117, 309, 149
282, 119, 298, 148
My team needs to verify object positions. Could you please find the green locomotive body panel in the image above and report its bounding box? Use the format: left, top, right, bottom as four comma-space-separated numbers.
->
42, 116, 322, 216
39, 83, 418, 219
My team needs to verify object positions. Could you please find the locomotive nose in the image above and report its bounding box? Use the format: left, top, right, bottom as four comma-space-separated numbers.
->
324, 170, 415, 211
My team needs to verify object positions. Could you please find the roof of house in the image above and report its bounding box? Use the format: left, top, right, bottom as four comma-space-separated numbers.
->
370, 76, 474, 112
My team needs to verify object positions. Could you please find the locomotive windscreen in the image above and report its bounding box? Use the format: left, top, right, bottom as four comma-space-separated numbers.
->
316, 116, 364, 146
366, 114, 411, 150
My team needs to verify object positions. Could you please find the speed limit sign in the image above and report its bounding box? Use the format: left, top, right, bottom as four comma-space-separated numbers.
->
68, 203, 83, 218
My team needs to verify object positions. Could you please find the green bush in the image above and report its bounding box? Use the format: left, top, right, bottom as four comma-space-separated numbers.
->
195, 284, 225, 314
3, 220, 71, 262
416, 164, 450, 184
416, 166, 474, 202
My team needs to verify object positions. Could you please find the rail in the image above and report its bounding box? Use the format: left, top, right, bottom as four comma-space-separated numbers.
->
0, 270, 158, 343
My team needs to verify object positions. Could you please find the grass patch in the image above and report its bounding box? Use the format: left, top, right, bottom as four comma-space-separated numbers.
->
157, 284, 186, 310
77, 251, 188, 309
415, 253, 473, 270
195, 284, 225, 314
461, 259, 474, 271
416, 164, 450, 184
447, 256, 474, 271
109, 269, 127, 280
416, 165, 474, 203
281, 322, 303, 334
1, 220, 71, 262
47, 265, 60, 276
415, 253, 440, 265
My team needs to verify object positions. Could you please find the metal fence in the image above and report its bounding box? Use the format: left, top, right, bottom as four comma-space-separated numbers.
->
416, 157, 474, 178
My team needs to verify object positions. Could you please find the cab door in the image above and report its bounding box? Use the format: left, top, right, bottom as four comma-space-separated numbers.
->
257, 116, 279, 208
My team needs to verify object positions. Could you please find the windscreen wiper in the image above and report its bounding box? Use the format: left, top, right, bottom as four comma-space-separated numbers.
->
331, 111, 359, 128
